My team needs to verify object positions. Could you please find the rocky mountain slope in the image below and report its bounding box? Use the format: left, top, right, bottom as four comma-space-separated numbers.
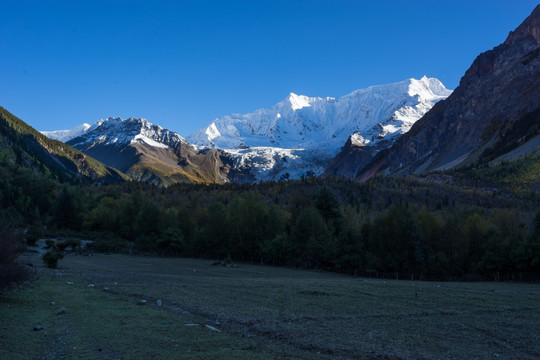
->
0, 107, 127, 184
59, 117, 235, 186
358, 5, 540, 180
44, 77, 451, 184
189, 76, 451, 181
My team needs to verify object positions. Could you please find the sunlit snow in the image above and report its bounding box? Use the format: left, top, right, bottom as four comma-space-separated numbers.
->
188, 76, 452, 181
41, 123, 91, 142
131, 134, 169, 148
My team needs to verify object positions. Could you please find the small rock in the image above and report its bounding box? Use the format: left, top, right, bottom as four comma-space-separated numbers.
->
66, 282, 74, 285
205, 324, 221, 332
103, 287, 110, 291
50, 301, 56, 306
33, 325, 43, 331
57, 307, 67, 315
156, 300, 163, 306
137, 300, 147, 306
88, 284, 95, 288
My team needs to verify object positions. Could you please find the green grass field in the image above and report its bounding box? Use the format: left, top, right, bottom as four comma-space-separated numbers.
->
1, 253, 539, 359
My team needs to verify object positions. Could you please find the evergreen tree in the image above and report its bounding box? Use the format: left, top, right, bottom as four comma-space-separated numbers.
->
53, 188, 81, 230
291, 206, 333, 268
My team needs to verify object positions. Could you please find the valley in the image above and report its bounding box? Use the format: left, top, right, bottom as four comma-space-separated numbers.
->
2, 252, 539, 359
1, 4, 540, 360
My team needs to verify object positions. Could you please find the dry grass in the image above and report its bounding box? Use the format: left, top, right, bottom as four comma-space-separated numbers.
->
1, 253, 539, 359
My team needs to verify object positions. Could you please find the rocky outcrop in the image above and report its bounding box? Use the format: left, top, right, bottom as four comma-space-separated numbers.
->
324, 134, 381, 178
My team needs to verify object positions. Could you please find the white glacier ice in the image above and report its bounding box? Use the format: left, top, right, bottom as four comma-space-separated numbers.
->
188, 76, 452, 181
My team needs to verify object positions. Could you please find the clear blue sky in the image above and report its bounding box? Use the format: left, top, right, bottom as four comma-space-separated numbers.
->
1, 0, 537, 136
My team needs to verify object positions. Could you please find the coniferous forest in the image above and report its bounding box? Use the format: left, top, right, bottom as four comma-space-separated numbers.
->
2, 148, 539, 286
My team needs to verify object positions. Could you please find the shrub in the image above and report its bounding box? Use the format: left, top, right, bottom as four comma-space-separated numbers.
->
66, 238, 82, 248
56, 240, 69, 251
25, 225, 42, 246
0, 227, 32, 293
41, 251, 65, 269
85, 234, 127, 253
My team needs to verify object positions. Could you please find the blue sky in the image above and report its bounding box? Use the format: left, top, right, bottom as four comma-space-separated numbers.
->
1, 0, 537, 136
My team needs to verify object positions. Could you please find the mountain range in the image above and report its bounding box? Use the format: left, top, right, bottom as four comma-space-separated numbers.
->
58, 117, 236, 186
9, 5, 540, 188
41, 76, 451, 184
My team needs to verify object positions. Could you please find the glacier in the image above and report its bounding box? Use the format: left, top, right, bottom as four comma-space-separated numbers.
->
41, 76, 451, 183
188, 76, 452, 181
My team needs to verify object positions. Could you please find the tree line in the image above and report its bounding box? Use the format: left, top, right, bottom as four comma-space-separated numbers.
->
1, 153, 539, 283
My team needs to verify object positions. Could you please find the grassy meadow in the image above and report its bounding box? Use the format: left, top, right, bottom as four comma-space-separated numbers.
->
1, 253, 539, 359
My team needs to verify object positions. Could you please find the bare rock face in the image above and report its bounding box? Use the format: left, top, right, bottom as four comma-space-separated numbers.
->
359, 5, 540, 179
324, 134, 381, 178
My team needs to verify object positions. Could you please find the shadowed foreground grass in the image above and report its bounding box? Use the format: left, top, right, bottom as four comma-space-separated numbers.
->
1, 253, 539, 359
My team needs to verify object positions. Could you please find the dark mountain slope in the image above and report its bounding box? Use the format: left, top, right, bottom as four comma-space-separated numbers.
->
358, 5, 540, 180
324, 135, 381, 178
0, 107, 128, 184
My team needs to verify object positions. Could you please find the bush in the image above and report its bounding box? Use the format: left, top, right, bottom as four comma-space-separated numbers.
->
0, 227, 32, 293
85, 234, 127, 253
67, 238, 82, 248
25, 225, 42, 246
41, 251, 65, 269
45, 239, 55, 249
56, 240, 69, 251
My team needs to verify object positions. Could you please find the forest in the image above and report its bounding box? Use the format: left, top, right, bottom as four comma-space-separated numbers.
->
1, 149, 539, 285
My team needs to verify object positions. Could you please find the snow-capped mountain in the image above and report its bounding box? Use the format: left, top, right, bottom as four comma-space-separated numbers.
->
189, 76, 452, 181
42, 117, 233, 186
65, 117, 192, 150
41, 123, 92, 142
41, 76, 451, 184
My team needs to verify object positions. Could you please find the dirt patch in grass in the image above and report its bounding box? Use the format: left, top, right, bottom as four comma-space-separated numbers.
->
1, 253, 539, 359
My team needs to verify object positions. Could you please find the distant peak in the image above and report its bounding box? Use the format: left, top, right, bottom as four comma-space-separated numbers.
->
101, 116, 146, 122
40, 122, 92, 142
408, 76, 452, 98
95, 117, 150, 129
285, 92, 312, 111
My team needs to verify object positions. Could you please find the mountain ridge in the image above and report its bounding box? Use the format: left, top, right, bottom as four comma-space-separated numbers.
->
188, 76, 451, 151
356, 4, 540, 180
49, 117, 236, 186
43, 76, 451, 183
0, 107, 128, 184
187, 76, 451, 181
